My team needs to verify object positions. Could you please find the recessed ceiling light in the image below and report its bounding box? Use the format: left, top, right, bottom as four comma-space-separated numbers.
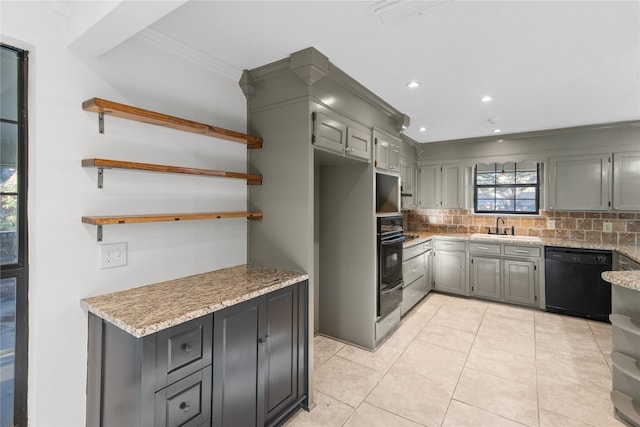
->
481, 95, 493, 102
407, 81, 421, 88
493, 129, 502, 133
419, 127, 427, 132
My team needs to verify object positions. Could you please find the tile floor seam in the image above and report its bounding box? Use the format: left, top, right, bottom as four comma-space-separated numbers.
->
442, 301, 488, 427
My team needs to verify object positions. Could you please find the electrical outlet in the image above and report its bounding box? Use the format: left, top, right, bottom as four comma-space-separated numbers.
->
603, 222, 613, 233
547, 219, 556, 230
99, 242, 127, 269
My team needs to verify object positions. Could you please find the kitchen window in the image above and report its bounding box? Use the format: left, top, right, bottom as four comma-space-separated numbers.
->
474, 161, 540, 214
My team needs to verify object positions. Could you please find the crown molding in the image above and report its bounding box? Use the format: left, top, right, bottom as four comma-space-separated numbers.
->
136, 27, 242, 81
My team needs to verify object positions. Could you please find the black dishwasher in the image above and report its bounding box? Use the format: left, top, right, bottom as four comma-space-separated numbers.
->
545, 246, 612, 322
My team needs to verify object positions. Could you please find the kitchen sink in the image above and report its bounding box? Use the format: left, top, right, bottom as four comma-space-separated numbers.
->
470, 233, 542, 242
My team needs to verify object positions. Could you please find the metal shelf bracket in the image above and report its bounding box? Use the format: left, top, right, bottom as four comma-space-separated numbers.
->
97, 167, 104, 189
98, 112, 105, 134
97, 225, 103, 242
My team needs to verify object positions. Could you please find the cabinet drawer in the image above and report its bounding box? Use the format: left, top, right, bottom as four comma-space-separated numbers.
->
154, 365, 212, 427
404, 242, 426, 260
504, 245, 541, 258
401, 277, 426, 316
403, 253, 425, 285
156, 315, 213, 389
376, 305, 400, 341
469, 242, 501, 255
434, 240, 465, 251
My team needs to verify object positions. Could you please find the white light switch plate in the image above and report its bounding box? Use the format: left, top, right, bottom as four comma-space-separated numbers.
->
99, 242, 127, 269
547, 219, 556, 230
603, 222, 613, 232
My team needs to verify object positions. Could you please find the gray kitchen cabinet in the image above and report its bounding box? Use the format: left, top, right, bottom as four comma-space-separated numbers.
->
87, 281, 308, 427
469, 242, 539, 307
312, 111, 371, 162
213, 281, 308, 427
374, 129, 401, 171
470, 256, 501, 300
503, 259, 537, 306
86, 314, 214, 427
400, 158, 418, 208
547, 153, 610, 211
613, 151, 640, 211
433, 240, 467, 296
418, 163, 463, 209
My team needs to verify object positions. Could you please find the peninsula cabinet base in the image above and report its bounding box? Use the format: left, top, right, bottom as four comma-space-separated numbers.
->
86, 280, 308, 427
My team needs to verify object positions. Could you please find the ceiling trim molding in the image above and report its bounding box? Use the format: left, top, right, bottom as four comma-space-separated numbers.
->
246, 47, 408, 126
135, 27, 242, 81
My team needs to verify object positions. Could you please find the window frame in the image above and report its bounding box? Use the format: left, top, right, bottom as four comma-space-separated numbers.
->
0, 42, 29, 427
473, 162, 540, 215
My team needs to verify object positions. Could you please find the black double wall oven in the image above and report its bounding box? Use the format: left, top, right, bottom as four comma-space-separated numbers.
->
377, 215, 404, 317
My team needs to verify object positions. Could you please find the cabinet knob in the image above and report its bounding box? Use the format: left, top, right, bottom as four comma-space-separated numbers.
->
179, 402, 191, 413
181, 343, 192, 353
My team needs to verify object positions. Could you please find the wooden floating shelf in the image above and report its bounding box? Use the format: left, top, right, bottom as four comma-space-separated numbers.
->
83, 211, 263, 226
82, 97, 263, 149
82, 158, 262, 185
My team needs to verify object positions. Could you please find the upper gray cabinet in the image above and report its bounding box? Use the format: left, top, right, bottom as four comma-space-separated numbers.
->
548, 151, 640, 212
400, 158, 418, 209
613, 151, 640, 211
418, 163, 463, 209
548, 154, 611, 211
374, 129, 401, 171
312, 111, 371, 162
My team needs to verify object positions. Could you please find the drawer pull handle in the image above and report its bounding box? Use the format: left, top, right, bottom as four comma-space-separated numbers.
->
179, 402, 191, 413
513, 249, 528, 254
477, 246, 489, 250
181, 343, 192, 353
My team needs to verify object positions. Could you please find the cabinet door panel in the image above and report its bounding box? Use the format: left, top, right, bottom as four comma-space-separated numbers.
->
213, 297, 266, 427
548, 154, 610, 211
313, 112, 346, 154
613, 151, 640, 211
346, 126, 371, 162
434, 250, 466, 295
419, 165, 440, 208
389, 144, 400, 170
471, 257, 501, 300
503, 259, 536, 306
441, 163, 462, 208
265, 286, 299, 423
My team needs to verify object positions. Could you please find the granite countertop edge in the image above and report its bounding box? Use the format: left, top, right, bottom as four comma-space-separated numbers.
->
82, 264, 308, 338
405, 231, 640, 291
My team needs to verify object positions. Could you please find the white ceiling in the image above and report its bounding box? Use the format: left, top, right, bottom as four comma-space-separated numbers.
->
82, 1, 640, 143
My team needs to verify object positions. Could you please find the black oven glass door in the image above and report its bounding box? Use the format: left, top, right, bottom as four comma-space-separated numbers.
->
380, 236, 403, 287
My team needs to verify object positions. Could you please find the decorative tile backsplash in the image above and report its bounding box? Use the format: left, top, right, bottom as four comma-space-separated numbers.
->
403, 209, 639, 245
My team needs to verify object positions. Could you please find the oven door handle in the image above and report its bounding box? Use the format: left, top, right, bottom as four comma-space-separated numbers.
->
381, 281, 404, 295
381, 236, 405, 245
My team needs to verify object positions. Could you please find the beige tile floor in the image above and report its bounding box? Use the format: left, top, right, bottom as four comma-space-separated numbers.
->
286, 292, 623, 427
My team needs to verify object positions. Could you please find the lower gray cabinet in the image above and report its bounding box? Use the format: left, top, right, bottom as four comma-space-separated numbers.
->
469, 243, 539, 307
471, 256, 501, 300
433, 240, 467, 295
213, 281, 308, 427
87, 314, 214, 427
87, 281, 308, 427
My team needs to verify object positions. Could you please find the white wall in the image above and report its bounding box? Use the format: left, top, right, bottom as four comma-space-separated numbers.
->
1, 2, 248, 425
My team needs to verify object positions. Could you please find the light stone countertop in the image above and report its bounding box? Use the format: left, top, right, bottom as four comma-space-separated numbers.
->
602, 271, 640, 292
81, 264, 308, 338
405, 231, 640, 291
